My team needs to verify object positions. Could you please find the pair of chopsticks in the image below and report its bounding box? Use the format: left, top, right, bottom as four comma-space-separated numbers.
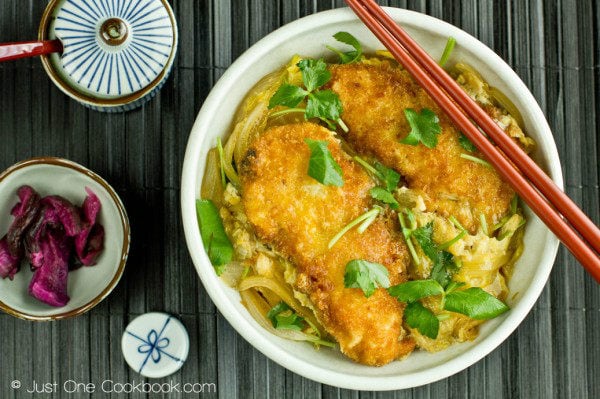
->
345, 0, 600, 282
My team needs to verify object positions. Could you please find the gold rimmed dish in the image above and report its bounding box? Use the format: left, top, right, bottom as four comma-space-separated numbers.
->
0, 157, 130, 321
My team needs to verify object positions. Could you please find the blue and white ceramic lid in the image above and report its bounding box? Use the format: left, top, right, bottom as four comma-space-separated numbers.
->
39, 0, 177, 111
122, 312, 189, 378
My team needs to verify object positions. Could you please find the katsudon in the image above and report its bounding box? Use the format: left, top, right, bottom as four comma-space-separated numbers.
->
197, 33, 532, 365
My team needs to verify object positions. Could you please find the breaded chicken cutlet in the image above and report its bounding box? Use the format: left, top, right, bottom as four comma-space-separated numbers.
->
328, 62, 517, 232
239, 122, 415, 366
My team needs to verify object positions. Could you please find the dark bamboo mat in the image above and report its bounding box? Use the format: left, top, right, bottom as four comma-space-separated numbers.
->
0, 1, 598, 398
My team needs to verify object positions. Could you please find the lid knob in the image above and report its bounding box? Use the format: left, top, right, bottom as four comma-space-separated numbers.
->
100, 18, 128, 46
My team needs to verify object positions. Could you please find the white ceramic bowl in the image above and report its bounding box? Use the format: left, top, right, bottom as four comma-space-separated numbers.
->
181, 7, 561, 390
0, 157, 130, 320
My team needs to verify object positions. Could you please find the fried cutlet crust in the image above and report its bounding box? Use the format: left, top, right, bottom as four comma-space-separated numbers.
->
329, 63, 515, 232
240, 122, 415, 366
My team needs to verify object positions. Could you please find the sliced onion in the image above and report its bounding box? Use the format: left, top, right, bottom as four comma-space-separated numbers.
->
200, 148, 224, 206
234, 103, 268, 166
220, 125, 240, 186
238, 275, 323, 335
454, 62, 485, 81
240, 289, 324, 343
489, 86, 525, 129
239, 276, 304, 313
219, 261, 246, 287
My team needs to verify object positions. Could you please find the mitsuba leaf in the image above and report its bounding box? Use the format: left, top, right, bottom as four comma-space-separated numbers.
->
387, 279, 444, 303
267, 302, 305, 330
369, 187, 399, 209
411, 222, 459, 287
401, 108, 442, 148
344, 259, 390, 297
458, 133, 477, 152
297, 58, 331, 92
269, 57, 346, 130
327, 31, 363, 64
269, 83, 308, 109
196, 199, 233, 274
444, 287, 509, 319
304, 139, 344, 186
266, 302, 289, 322
405, 301, 439, 339
430, 250, 458, 288
374, 162, 401, 191
411, 222, 437, 260
305, 90, 343, 122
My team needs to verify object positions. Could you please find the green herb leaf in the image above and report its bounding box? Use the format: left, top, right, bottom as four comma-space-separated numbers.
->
353, 157, 400, 191
374, 162, 401, 191
401, 108, 442, 148
411, 222, 438, 260
305, 90, 343, 122
387, 280, 444, 303
430, 250, 458, 288
267, 302, 305, 330
304, 139, 344, 186
269, 83, 308, 109
369, 187, 399, 209
266, 301, 289, 322
196, 199, 233, 274
458, 133, 477, 152
344, 259, 390, 298
411, 222, 459, 287
273, 312, 305, 331
405, 301, 439, 339
444, 287, 510, 319
269, 58, 345, 130
297, 58, 331, 92
327, 31, 363, 64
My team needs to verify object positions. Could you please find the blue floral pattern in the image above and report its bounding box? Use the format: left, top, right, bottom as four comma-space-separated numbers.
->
125, 316, 184, 374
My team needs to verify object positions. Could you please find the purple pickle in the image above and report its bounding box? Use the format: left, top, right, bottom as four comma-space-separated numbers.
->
6, 185, 41, 257
10, 185, 38, 217
0, 237, 21, 279
41, 195, 83, 237
24, 204, 61, 269
28, 230, 70, 307
78, 224, 105, 266
3, 185, 104, 307
75, 188, 104, 266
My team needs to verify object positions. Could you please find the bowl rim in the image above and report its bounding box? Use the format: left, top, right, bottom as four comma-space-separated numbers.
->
181, 7, 562, 390
0, 157, 130, 321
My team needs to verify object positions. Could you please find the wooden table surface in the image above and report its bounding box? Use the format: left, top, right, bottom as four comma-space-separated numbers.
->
0, 1, 598, 398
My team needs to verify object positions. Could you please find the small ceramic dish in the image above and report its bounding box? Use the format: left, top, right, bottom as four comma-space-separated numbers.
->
0, 157, 130, 320
181, 7, 562, 390
37, 0, 178, 112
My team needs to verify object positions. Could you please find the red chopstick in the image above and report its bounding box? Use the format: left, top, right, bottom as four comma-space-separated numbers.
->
356, 0, 600, 254
345, 0, 600, 282
0, 40, 63, 62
